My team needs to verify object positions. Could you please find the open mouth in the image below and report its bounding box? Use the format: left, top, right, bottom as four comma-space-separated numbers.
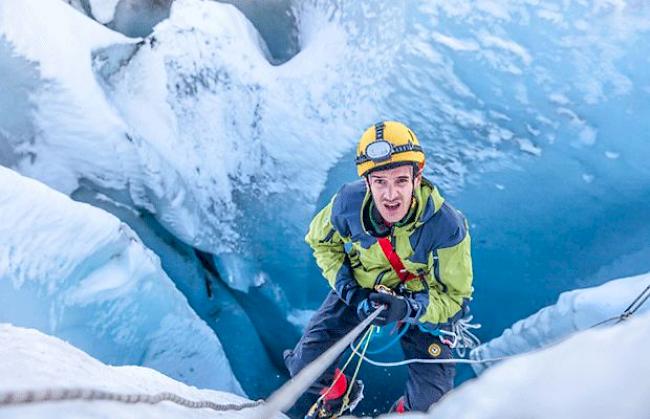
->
384, 202, 401, 212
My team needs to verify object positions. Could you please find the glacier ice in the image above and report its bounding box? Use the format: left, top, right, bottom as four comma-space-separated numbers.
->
424, 309, 650, 419
88, 0, 121, 24
0, 166, 242, 395
2, 0, 650, 413
0, 324, 283, 418
0, 0, 379, 255
470, 273, 650, 375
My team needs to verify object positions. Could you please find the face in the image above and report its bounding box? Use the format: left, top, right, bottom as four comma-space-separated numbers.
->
366, 165, 421, 224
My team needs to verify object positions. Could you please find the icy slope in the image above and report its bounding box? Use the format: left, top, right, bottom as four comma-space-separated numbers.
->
0, 324, 281, 419
0, 0, 378, 256
0, 0, 385, 390
470, 273, 650, 374
420, 310, 650, 419
0, 166, 241, 394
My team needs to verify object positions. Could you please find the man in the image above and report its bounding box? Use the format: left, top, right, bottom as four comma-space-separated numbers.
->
284, 121, 473, 417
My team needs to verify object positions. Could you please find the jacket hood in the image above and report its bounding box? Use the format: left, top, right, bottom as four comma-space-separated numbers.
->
413, 177, 445, 226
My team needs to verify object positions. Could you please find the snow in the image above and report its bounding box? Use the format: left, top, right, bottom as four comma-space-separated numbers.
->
422, 310, 650, 419
3, 276, 649, 419
0, 0, 138, 194
89, 0, 120, 24
0, 166, 242, 395
469, 273, 650, 375
477, 33, 533, 66
0, 324, 283, 419
431, 32, 479, 51
1, 0, 650, 414
0, 0, 378, 254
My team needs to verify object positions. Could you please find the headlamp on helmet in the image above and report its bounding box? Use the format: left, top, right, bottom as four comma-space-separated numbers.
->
355, 121, 425, 177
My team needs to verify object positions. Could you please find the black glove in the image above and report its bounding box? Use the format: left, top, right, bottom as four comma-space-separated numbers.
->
357, 292, 410, 326
336, 278, 370, 308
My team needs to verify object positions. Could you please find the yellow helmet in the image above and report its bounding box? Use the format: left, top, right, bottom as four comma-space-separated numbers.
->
355, 121, 425, 177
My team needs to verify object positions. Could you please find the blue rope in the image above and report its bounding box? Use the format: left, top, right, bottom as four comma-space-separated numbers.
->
360, 323, 410, 355
351, 322, 447, 355
417, 324, 443, 336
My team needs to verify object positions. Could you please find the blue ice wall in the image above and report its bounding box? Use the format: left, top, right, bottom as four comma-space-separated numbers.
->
250, 1, 650, 414
5, 0, 646, 413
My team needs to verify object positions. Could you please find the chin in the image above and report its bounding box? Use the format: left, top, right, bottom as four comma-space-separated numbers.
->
380, 210, 407, 224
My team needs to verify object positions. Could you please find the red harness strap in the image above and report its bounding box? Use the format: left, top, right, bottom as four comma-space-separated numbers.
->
377, 237, 419, 283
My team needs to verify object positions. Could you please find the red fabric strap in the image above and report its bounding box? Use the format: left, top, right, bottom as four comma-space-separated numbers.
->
377, 237, 418, 283
395, 397, 406, 413
321, 368, 347, 400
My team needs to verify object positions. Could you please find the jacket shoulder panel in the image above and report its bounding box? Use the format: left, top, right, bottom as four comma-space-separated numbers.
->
330, 180, 369, 243
409, 201, 468, 264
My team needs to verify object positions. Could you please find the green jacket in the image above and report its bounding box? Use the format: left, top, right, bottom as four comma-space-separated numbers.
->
305, 178, 473, 327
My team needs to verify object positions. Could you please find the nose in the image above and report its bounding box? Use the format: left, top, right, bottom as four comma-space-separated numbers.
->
385, 183, 398, 201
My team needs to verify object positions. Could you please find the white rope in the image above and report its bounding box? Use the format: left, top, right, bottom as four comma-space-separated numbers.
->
354, 283, 650, 368
349, 344, 511, 367
449, 315, 482, 357
0, 387, 263, 411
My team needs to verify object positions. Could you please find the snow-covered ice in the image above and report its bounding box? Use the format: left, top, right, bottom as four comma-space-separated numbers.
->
0, 166, 241, 395
470, 273, 650, 374
422, 310, 650, 419
1, 0, 650, 414
0, 324, 282, 418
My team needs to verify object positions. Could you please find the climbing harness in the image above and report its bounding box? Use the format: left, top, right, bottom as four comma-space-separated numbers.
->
376, 237, 422, 284
0, 387, 263, 411
376, 236, 483, 356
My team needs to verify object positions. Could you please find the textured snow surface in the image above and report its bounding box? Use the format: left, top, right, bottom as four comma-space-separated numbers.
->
0, 0, 380, 256
3, 0, 647, 262
0, 324, 282, 419
420, 311, 650, 419
470, 273, 650, 374
89, 0, 120, 23
2, 0, 650, 412
2, 300, 649, 419
0, 166, 241, 395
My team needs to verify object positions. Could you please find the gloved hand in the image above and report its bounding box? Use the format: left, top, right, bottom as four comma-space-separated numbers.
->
347, 286, 371, 309
336, 278, 371, 309
357, 292, 410, 326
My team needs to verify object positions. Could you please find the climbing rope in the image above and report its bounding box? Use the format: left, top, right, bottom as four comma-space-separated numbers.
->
349, 345, 510, 367
352, 281, 650, 369
590, 283, 650, 328
260, 306, 385, 418
351, 322, 409, 355
337, 325, 374, 416
0, 387, 263, 411
4, 283, 647, 416
352, 315, 482, 357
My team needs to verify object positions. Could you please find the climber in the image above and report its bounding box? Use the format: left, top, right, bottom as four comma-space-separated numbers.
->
284, 121, 474, 417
